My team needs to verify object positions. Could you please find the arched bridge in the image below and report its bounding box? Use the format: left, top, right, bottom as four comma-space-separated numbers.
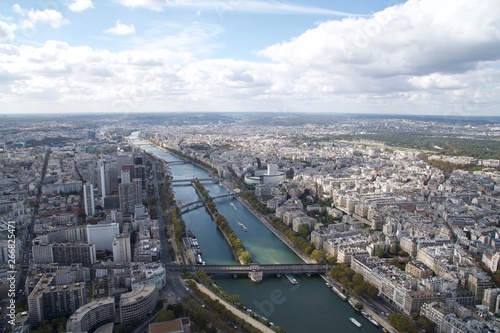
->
178, 193, 241, 210
165, 263, 332, 275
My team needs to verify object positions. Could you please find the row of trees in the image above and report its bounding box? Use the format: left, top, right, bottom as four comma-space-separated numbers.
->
171, 207, 186, 260
268, 216, 336, 265
329, 264, 379, 298
388, 313, 419, 333
194, 181, 253, 265
421, 155, 498, 173
159, 296, 234, 333
186, 280, 283, 333
242, 189, 267, 214
332, 132, 500, 160
241, 189, 335, 263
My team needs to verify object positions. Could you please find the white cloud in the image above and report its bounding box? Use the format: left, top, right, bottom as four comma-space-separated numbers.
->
27, 9, 68, 28
0, 21, 17, 41
116, 0, 364, 16
258, 0, 500, 77
68, 0, 94, 12
104, 20, 136, 35
1, 0, 500, 115
12, 4, 26, 16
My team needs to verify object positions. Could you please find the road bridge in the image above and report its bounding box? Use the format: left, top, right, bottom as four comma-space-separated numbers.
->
165, 263, 332, 275
170, 178, 219, 184
166, 161, 190, 165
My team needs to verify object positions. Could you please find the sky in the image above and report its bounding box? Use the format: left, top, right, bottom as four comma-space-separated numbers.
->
0, 0, 499, 116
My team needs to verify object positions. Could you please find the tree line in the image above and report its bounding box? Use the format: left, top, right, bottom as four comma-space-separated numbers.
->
194, 181, 253, 265
329, 264, 379, 298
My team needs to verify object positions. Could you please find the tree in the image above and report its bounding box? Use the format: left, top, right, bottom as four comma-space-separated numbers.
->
417, 315, 437, 332
298, 224, 310, 238
352, 273, 364, 285
156, 309, 175, 322
388, 313, 418, 333
354, 302, 363, 311
374, 248, 385, 258
239, 251, 252, 264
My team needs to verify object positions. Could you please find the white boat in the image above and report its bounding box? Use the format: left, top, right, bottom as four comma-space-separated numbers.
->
368, 316, 380, 327
229, 202, 237, 210
349, 317, 361, 328
237, 221, 248, 231
331, 285, 347, 301
285, 274, 298, 285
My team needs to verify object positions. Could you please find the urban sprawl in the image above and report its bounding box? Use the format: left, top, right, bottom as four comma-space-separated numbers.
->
1, 114, 500, 333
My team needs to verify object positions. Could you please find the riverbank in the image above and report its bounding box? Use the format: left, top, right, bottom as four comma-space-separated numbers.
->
233, 195, 313, 264
192, 281, 275, 333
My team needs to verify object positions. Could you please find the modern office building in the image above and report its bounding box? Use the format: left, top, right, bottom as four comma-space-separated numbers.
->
66, 298, 115, 333
119, 182, 136, 215
116, 154, 132, 172
113, 233, 132, 263
133, 178, 143, 206
121, 170, 131, 183
98, 160, 108, 198
83, 183, 95, 217
86, 223, 119, 251
119, 285, 158, 325
122, 164, 136, 180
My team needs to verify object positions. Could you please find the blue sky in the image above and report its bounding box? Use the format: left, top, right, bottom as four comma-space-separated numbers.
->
0, 0, 499, 115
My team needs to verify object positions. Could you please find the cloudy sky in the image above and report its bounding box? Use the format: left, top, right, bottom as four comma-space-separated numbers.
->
0, 0, 499, 115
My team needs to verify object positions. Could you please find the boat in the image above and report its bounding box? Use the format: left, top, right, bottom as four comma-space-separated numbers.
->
349, 317, 361, 328
331, 285, 347, 301
368, 316, 380, 327
219, 181, 223, 186
237, 221, 248, 231
325, 282, 331, 288
229, 202, 237, 210
285, 274, 298, 285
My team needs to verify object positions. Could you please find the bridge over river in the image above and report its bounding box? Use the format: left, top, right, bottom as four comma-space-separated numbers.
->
178, 193, 241, 211
165, 263, 332, 282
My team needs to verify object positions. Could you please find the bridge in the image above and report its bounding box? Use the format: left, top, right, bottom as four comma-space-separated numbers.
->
178, 193, 241, 211
212, 193, 240, 200
165, 263, 332, 275
165, 160, 190, 165
170, 178, 219, 184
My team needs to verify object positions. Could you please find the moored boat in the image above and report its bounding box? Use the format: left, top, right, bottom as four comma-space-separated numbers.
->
285, 273, 298, 285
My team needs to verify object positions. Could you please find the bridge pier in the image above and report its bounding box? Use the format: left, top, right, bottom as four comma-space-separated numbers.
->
248, 264, 263, 283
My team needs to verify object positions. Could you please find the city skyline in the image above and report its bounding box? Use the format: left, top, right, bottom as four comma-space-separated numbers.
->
0, 0, 499, 115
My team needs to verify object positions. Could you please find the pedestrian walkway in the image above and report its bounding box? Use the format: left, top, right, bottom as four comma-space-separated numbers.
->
192, 281, 275, 333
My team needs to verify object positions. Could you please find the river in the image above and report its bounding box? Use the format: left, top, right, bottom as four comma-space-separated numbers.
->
131, 136, 381, 333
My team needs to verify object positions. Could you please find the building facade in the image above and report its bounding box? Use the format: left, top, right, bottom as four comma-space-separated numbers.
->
119, 285, 158, 325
